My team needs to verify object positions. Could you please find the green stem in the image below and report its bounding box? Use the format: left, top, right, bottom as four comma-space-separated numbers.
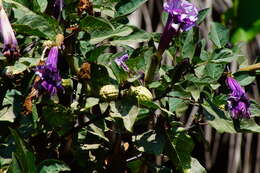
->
144, 51, 163, 84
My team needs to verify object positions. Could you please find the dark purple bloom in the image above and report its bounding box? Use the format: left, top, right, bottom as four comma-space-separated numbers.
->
35, 47, 63, 95
226, 77, 251, 119
158, 0, 198, 53
53, 0, 64, 19
0, 7, 19, 59
115, 54, 129, 72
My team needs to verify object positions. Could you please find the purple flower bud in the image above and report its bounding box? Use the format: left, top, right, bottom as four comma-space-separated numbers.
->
53, 0, 64, 19
35, 47, 63, 95
158, 0, 198, 53
0, 6, 19, 59
226, 77, 251, 119
114, 54, 129, 72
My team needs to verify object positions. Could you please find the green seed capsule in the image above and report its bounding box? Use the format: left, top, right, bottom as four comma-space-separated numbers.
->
99, 85, 119, 100
130, 86, 153, 103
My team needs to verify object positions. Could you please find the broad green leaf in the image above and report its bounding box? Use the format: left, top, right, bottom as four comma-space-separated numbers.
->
88, 120, 109, 141
168, 91, 190, 117
239, 119, 260, 133
122, 104, 139, 132
209, 22, 229, 48
165, 127, 194, 171
9, 128, 37, 173
85, 97, 99, 109
36, 0, 48, 12
115, 0, 148, 17
110, 97, 139, 132
250, 101, 260, 117
110, 61, 128, 83
0, 90, 21, 123
185, 74, 216, 84
38, 159, 71, 173
196, 8, 210, 25
202, 100, 236, 133
189, 158, 207, 173
127, 159, 142, 173
195, 63, 225, 81
80, 16, 114, 32
5, 0, 59, 39
186, 84, 204, 102
111, 27, 152, 46
233, 71, 255, 86
182, 29, 196, 59
8, 153, 22, 173
135, 130, 165, 155
43, 104, 74, 136
90, 25, 133, 44
211, 48, 241, 63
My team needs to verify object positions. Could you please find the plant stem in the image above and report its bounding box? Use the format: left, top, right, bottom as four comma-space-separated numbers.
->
144, 51, 162, 84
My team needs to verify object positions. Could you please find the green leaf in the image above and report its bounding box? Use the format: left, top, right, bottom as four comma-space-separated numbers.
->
196, 8, 210, 25
127, 159, 143, 173
165, 127, 194, 171
8, 153, 22, 173
90, 25, 133, 44
43, 104, 74, 136
239, 119, 260, 133
211, 48, 241, 63
195, 63, 225, 81
88, 120, 109, 141
111, 27, 152, 46
202, 100, 236, 133
209, 22, 229, 48
135, 130, 165, 155
115, 0, 148, 17
233, 71, 255, 86
85, 97, 99, 109
182, 29, 196, 59
38, 159, 71, 173
36, 0, 48, 12
168, 91, 190, 117
5, 0, 59, 39
110, 61, 128, 83
0, 90, 21, 123
110, 97, 139, 132
9, 128, 37, 173
186, 84, 204, 102
80, 16, 114, 32
189, 158, 207, 173
250, 101, 260, 117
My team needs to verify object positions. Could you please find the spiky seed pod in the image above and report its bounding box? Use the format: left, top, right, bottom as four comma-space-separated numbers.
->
129, 86, 153, 103
99, 85, 119, 100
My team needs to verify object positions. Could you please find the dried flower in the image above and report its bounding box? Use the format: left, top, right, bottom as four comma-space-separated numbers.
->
226, 77, 251, 119
114, 54, 129, 72
35, 47, 63, 95
158, 0, 198, 53
0, 5, 19, 59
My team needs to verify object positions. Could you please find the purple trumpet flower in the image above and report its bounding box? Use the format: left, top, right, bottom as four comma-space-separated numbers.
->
35, 47, 63, 95
53, 0, 64, 19
0, 6, 19, 59
226, 77, 251, 119
115, 54, 129, 72
158, 0, 198, 53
